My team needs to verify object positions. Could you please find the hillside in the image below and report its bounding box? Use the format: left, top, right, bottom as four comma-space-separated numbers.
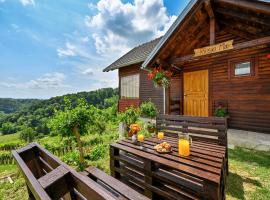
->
0, 88, 118, 135
0, 98, 41, 114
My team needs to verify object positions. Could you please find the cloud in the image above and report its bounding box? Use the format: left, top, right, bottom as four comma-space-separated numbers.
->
86, 0, 176, 55
0, 72, 70, 89
81, 68, 94, 76
19, 0, 35, 6
57, 42, 77, 57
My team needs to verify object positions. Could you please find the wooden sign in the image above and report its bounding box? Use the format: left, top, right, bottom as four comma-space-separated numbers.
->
194, 40, 234, 57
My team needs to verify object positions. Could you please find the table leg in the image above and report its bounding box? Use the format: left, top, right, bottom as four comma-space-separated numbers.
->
110, 146, 121, 179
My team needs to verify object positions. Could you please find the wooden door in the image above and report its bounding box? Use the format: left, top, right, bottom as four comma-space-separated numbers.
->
184, 70, 209, 117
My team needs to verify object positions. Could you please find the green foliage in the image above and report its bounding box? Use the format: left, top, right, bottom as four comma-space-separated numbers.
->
140, 101, 158, 119
214, 107, 228, 117
88, 144, 106, 161
1, 122, 17, 135
62, 151, 80, 166
0, 98, 40, 114
19, 127, 37, 143
48, 98, 93, 138
0, 88, 118, 136
120, 107, 140, 126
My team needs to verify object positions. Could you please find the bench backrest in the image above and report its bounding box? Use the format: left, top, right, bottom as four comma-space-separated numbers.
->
156, 114, 228, 146
12, 143, 149, 200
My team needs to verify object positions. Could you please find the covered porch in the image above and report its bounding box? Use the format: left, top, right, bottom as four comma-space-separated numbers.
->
143, 0, 270, 133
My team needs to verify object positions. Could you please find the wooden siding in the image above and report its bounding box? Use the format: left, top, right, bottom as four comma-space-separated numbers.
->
118, 99, 140, 112
140, 69, 164, 114
176, 46, 270, 133
118, 65, 164, 113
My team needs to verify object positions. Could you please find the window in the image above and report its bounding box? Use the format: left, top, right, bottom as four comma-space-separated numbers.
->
229, 56, 257, 79
234, 62, 251, 76
120, 74, 139, 99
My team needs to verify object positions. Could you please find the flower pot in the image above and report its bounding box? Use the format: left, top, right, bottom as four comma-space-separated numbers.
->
147, 127, 155, 133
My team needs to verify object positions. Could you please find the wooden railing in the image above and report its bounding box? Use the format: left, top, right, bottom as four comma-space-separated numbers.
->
12, 143, 149, 200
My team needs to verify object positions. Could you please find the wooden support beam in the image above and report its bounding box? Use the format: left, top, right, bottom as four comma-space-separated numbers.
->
204, 0, 215, 19
170, 36, 270, 64
216, 7, 270, 27
210, 18, 215, 45
220, 21, 256, 40
217, 0, 270, 15
205, 0, 215, 45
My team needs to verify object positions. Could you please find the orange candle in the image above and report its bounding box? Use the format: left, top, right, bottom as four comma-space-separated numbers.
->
178, 139, 190, 156
137, 134, 145, 142
157, 132, 164, 140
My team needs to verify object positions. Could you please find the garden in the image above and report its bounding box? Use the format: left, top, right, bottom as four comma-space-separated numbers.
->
0, 99, 270, 200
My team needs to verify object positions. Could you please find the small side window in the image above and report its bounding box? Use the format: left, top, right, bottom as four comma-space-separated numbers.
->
229, 56, 256, 79
234, 62, 251, 76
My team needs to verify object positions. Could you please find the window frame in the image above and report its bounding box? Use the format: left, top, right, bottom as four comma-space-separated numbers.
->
229, 56, 257, 80
120, 73, 140, 99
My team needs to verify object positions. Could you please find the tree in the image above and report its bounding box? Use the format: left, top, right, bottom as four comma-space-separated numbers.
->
48, 98, 93, 168
1, 122, 17, 135
20, 126, 36, 143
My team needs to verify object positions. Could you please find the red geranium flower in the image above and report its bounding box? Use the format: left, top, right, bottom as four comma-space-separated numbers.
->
267, 54, 270, 59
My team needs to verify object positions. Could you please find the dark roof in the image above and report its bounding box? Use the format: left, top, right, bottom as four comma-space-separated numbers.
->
103, 37, 162, 72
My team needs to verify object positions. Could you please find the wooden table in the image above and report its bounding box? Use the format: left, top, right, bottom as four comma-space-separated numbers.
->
110, 136, 226, 200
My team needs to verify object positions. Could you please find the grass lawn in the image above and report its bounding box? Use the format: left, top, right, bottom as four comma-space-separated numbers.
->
0, 133, 21, 143
0, 147, 269, 200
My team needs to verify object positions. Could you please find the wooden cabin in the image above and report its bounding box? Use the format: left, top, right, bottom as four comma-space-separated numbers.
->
103, 0, 270, 133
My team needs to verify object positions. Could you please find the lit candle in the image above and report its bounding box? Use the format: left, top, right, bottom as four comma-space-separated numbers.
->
137, 134, 145, 142
178, 139, 190, 157
157, 132, 164, 140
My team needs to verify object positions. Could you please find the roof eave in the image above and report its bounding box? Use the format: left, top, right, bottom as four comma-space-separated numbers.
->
141, 0, 199, 69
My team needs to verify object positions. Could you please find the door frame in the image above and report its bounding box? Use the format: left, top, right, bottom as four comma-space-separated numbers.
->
181, 68, 211, 117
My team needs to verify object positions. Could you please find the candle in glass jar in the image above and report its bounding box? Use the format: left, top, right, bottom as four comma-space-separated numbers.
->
157, 132, 164, 140
137, 134, 145, 142
178, 139, 190, 156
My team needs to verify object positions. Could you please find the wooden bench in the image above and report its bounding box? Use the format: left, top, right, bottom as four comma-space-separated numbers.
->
12, 143, 150, 200
156, 114, 228, 175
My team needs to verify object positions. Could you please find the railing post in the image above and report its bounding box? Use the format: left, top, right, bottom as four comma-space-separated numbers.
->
110, 146, 121, 179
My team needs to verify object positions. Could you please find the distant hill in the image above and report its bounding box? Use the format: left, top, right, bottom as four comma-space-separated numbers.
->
0, 88, 118, 135
0, 98, 41, 114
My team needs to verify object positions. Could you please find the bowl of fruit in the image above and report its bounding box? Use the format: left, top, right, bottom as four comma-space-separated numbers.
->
154, 142, 172, 154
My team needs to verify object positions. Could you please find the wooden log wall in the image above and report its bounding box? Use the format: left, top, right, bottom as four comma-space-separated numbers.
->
177, 46, 270, 133
118, 65, 164, 113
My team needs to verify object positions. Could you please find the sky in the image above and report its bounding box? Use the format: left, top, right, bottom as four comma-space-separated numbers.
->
0, 0, 190, 99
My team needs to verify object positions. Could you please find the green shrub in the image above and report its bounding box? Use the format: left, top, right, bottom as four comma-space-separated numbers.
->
62, 151, 80, 166
140, 101, 158, 119
214, 107, 228, 117
88, 144, 106, 161
1, 122, 17, 135
120, 106, 140, 126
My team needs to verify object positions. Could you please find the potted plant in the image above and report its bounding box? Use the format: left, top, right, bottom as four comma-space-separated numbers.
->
146, 122, 156, 133
120, 107, 140, 137
140, 101, 158, 119
214, 105, 228, 117
129, 123, 141, 142
147, 65, 173, 88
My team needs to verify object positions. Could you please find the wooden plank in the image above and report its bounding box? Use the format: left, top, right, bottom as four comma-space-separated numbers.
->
12, 150, 51, 200
110, 143, 221, 184
38, 165, 69, 189
171, 36, 270, 64
217, 0, 270, 15
85, 166, 149, 200
118, 140, 221, 174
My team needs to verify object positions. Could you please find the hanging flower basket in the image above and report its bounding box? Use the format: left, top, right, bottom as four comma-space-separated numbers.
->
147, 65, 173, 88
